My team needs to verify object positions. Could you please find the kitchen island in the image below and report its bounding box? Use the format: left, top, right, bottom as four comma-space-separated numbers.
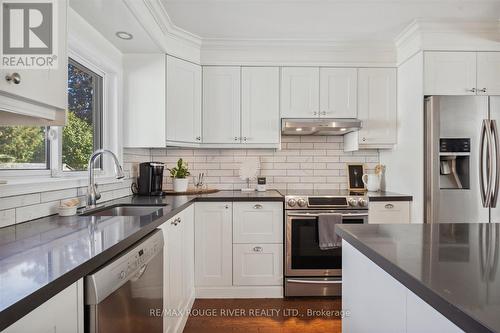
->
336, 223, 500, 333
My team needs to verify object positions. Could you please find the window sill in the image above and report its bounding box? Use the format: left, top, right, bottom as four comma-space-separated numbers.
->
0, 176, 130, 198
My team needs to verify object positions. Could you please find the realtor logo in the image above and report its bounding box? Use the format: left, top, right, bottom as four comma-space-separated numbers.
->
1, 1, 58, 69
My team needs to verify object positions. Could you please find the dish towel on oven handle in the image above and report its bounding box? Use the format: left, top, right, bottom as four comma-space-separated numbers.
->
318, 213, 343, 250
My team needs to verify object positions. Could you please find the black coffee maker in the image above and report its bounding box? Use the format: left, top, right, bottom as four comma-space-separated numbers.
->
136, 162, 164, 196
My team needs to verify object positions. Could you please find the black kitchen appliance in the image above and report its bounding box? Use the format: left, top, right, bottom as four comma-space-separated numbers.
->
137, 162, 164, 196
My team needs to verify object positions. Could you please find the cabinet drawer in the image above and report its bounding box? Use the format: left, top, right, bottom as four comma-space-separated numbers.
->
233, 202, 283, 243
233, 244, 283, 286
369, 201, 410, 224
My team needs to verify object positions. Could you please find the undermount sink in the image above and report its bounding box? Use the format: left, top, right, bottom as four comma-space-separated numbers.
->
81, 204, 166, 217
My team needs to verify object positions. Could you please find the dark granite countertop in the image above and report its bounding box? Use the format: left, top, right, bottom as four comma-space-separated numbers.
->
0, 190, 283, 330
367, 191, 413, 202
336, 223, 500, 333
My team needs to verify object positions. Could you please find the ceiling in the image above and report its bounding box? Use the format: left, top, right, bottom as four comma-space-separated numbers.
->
161, 0, 500, 42
69, 0, 160, 53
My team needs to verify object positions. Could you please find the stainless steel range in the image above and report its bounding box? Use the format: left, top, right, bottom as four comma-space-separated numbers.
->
284, 189, 368, 297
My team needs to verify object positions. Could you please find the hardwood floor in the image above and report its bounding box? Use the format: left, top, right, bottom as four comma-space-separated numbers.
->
183, 298, 342, 333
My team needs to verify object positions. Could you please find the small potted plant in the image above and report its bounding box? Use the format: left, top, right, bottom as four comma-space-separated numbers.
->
168, 158, 191, 192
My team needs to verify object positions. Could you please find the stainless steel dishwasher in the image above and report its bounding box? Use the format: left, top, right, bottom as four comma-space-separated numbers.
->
85, 230, 164, 333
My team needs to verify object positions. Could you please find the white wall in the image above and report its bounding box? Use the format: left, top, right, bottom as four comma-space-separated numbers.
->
380, 52, 424, 223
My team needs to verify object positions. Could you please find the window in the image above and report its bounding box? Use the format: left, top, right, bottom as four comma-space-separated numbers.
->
64, 59, 103, 171
0, 58, 103, 172
0, 126, 49, 170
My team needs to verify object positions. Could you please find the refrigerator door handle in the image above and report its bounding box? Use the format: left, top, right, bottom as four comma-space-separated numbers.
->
480, 119, 493, 208
490, 119, 500, 208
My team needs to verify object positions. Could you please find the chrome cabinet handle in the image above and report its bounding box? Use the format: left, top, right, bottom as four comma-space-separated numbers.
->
313, 111, 318, 116
171, 217, 181, 226
243, 137, 247, 142
321, 111, 327, 116
253, 204, 263, 209
469, 88, 477, 93
480, 88, 487, 93
362, 137, 366, 142
5, 73, 21, 84
253, 246, 263, 252
196, 136, 201, 141
384, 204, 394, 209
234, 137, 239, 141
224, 204, 229, 209
176, 217, 182, 224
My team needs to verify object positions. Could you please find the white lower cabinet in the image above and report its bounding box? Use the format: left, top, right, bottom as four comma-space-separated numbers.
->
233, 202, 283, 243
233, 243, 283, 286
3, 279, 83, 333
160, 206, 195, 333
343, 241, 463, 333
194, 202, 233, 286
194, 201, 283, 298
368, 201, 410, 224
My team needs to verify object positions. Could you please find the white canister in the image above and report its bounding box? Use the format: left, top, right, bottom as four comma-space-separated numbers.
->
362, 173, 381, 192
172, 178, 189, 192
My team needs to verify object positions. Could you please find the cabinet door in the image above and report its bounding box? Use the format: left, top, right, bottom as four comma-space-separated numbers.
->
233, 202, 283, 243
166, 56, 202, 144
280, 67, 319, 118
4, 279, 82, 333
241, 67, 280, 144
0, 0, 67, 122
424, 52, 477, 95
161, 214, 184, 333
357, 68, 397, 145
320, 68, 357, 118
195, 202, 233, 286
202, 67, 241, 144
181, 205, 195, 305
233, 244, 283, 286
477, 52, 500, 95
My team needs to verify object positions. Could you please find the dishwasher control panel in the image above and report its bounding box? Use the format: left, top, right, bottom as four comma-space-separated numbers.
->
85, 230, 164, 305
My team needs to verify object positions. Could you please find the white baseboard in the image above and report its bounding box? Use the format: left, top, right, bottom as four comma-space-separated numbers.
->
195, 286, 283, 298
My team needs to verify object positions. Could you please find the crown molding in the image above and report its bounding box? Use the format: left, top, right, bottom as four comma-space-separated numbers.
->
395, 19, 500, 64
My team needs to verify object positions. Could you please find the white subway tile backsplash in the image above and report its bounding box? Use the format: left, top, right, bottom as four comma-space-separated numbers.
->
123, 135, 379, 192
0, 193, 40, 211
40, 188, 78, 202
15, 201, 60, 223
0, 209, 15, 228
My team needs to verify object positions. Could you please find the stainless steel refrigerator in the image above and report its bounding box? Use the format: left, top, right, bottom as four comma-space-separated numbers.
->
425, 96, 500, 223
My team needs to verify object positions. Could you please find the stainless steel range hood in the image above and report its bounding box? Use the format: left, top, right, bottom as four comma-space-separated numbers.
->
281, 118, 362, 135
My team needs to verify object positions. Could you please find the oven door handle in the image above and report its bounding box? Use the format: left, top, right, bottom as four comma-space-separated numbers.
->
287, 213, 368, 218
287, 279, 342, 284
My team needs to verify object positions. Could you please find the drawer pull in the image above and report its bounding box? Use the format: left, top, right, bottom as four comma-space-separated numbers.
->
385, 204, 394, 209
253, 246, 263, 252
224, 204, 229, 209
253, 204, 263, 209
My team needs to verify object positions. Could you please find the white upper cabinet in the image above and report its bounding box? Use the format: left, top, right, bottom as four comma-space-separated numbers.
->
281, 67, 320, 118
166, 56, 202, 145
0, 0, 67, 126
123, 54, 166, 148
203, 67, 241, 144
241, 67, 280, 144
477, 52, 500, 95
357, 68, 397, 145
345, 68, 396, 151
320, 68, 357, 118
424, 52, 477, 95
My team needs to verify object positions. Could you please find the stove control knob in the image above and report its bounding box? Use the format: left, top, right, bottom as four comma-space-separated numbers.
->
297, 198, 307, 207
287, 198, 297, 207
348, 198, 358, 207
358, 198, 368, 207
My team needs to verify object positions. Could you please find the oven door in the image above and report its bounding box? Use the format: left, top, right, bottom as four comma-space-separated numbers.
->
285, 210, 367, 277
